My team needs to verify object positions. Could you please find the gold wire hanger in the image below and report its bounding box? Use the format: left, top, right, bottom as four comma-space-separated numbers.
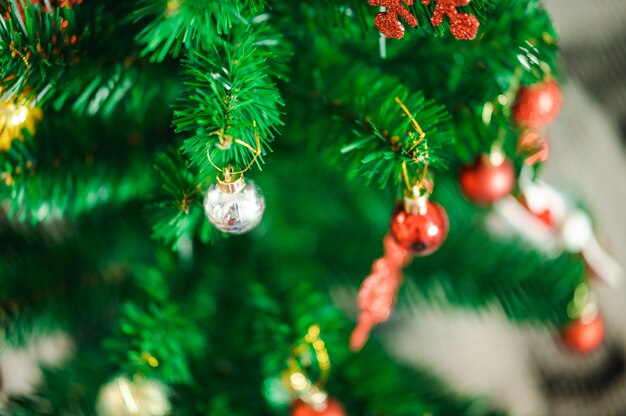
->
282, 325, 331, 406
206, 121, 262, 188
394, 96, 431, 198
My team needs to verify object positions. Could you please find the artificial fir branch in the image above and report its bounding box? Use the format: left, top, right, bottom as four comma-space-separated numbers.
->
0, 100, 171, 223
130, 0, 269, 63
175, 23, 286, 178
0, 261, 130, 337
298, 57, 452, 189
0, 0, 147, 110
147, 149, 220, 250
105, 301, 206, 384
0, 2, 83, 100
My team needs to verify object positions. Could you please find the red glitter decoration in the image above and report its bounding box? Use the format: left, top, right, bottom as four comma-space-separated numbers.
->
368, 0, 417, 39
389, 200, 449, 256
351, 235, 413, 351
459, 154, 516, 205
421, 0, 480, 40
351, 258, 403, 351
513, 80, 563, 128
561, 315, 605, 354
518, 131, 549, 166
292, 398, 347, 416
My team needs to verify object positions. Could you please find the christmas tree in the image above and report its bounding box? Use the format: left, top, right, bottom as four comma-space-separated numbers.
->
0, 0, 619, 414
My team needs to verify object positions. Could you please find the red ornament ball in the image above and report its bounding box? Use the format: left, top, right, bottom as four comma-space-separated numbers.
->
459, 155, 516, 205
561, 315, 605, 354
390, 199, 449, 256
291, 398, 347, 416
513, 81, 563, 128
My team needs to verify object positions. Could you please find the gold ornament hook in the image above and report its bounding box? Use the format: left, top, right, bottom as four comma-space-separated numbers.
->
395, 97, 430, 196
282, 325, 331, 406
206, 121, 262, 182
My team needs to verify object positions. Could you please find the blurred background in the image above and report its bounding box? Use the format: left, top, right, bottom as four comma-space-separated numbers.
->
379, 1, 626, 415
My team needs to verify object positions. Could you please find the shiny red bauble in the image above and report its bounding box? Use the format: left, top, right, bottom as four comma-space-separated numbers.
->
513, 80, 562, 128
291, 398, 347, 416
561, 315, 605, 354
459, 155, 516, 205
390, 200, 449, 256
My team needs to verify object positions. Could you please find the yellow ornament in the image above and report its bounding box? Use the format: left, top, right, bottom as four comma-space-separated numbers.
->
0, 94, 43, 152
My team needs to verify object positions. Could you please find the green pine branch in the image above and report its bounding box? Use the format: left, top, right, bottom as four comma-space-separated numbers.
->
284, 36, 452, 190
332, 73, 451, 189
0, 1, 83, 101
129, 0, 268, 62
0, 219, 135, 346
0, 114, 156, 224
175, 23, 287, 179
147, 149, 220, 250
50, 61, 178, 120
1, 0, 149, 113
105, 301, 206, 384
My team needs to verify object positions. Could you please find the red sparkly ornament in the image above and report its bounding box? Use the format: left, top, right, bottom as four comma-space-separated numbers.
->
561, 315, 605, 354
368, 0, 417, 39
351, 257, 403, 351
421, 0, 480, 40
351, 233, 415, 351
390, 196, 449, 256
459, 154, 516, 205
518, 131, 549, 166
513, 81, 563, 129
292, 398, 347, 416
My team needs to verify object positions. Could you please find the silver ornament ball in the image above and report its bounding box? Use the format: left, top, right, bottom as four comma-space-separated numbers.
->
204, 176, 265, 234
